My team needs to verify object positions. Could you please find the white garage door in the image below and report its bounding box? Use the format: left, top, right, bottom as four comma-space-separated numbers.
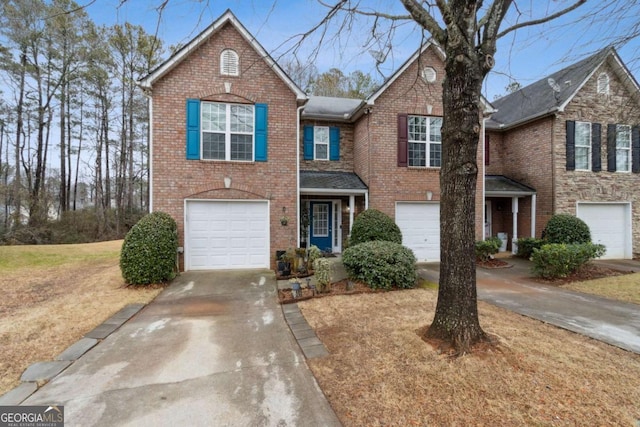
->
186, 200, 269, 270
395, 202, 440, 262
577, 203, 631, 259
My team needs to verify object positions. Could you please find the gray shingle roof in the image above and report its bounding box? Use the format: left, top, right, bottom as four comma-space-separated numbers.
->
485, 175, 536, 195
301, 96, 365, 120
300, 171, 367, 190
487, 48, 613, 130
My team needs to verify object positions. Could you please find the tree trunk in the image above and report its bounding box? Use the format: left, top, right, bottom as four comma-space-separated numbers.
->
426, 14, 488, 354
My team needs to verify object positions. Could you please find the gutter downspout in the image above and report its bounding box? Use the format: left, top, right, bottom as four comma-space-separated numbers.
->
141, 90, 153, 212
482, 117, 487, 240
296, 105, 304, 248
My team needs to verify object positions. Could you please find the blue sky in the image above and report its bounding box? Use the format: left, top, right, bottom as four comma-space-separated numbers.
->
85, 0, 640, 100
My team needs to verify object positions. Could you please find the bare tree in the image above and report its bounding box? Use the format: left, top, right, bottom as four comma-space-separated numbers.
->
294, 0, 587, 354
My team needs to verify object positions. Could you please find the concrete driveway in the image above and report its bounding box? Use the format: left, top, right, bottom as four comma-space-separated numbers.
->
418, 258, 640, 354
20, 270, 341, 427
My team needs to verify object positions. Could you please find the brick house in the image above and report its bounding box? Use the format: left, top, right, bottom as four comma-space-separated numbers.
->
486, 47, 640, 259
139, 9, 489, 270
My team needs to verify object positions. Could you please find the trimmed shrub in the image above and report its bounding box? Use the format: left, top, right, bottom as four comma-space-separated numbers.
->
120, 211, 178, 285
516, 237, 544, 259
543, 214, 591, 244
531, 243, 606, 279
313, 257, 332, 293
349, 209, 402, 246
342, 240, 417, 290
475, 236, 502, 261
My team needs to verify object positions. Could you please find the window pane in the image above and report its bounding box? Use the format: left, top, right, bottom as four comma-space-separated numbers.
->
203, 132, 225, 160
408, 142, 426, 167
430, 117, 442, 142
202, 103, 225, 132
409, 116, 427, 141
575, 122, 591, 147
315, 126, 329, 143
315, 144, 328, 160
617, 149, 630, 171
430, 143, 441, 167
230, 134, 253, 161
230, 105, 253, 133
617, 125, 631, 148
313, 204, 328, 237
575, 146, 589, 170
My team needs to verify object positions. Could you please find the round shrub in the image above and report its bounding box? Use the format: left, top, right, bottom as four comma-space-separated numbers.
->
543, 214, 591, 244
349, 209, 402, 246
342, 240, 417, 290
120, 211, 178, 285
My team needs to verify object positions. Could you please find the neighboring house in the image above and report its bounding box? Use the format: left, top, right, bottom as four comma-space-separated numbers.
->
486, 47, 640, 259
139, 9, 488, 270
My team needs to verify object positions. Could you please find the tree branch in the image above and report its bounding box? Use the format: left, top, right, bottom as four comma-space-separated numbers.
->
496, 0, 587, 39
399, 0, 446, 44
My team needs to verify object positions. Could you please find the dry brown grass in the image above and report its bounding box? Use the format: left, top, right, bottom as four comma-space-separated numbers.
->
0, 241, 163, 396
299, 289, 640, 426
564, 273, 640, 305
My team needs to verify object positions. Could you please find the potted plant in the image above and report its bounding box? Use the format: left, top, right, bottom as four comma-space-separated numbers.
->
278, 250, 293, 277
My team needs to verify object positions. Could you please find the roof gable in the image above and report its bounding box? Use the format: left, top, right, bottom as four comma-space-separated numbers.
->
138, 9, 306, 101
488, 47, 640, 130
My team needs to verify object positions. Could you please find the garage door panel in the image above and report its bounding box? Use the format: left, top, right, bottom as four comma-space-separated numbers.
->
186, 201, 269, 270
396, 203, 440, 262
577, 203, 630, 259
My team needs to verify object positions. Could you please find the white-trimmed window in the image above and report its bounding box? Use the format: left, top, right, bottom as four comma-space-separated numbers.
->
201, 102, 254, 161
597, 73, 610, 94
616, 124, 631, 172
220, 49, 239, 76
575, 121, 591, 170
314, 126, 329, 160
408, 116, 442, 167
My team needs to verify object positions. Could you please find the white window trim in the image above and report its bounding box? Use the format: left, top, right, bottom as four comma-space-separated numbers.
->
408, 115, 442, 168
314, 126, 329, 161
616, 124, 631, 173
220, 49, 239, 76
575, 121, 591, 171
201, 102, 254, 162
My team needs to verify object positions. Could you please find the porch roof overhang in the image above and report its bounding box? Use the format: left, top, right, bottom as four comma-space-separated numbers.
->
485, 175, 536, 197
300, 171, 368, 195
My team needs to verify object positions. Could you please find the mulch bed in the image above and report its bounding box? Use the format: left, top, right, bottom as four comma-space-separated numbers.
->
477, 258, 511, 269
278, 279, 383, 304
535, 262, 632, 285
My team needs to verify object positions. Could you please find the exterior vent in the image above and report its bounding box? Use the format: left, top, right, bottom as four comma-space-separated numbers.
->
220, 49, 239, 76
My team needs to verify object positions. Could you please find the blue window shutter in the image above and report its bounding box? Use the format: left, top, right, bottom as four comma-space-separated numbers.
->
255, 103, 268, 162
329, 127, 340, 161
186, 99, 200, 160
303, 126, 314, 160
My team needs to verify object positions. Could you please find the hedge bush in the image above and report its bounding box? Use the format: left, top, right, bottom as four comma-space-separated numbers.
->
342, 240, 417, 290
475, 236, 502, 261
531, 242, 606, 279
515, 237, 544, 259
120, 211, 178, 285
543, 214, 591, 244
349, 209, 402, 246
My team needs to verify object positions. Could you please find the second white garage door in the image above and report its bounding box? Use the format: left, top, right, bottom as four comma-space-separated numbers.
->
395, 202, 440, 262
576, 202, 631, 259
185, 200, 269, 270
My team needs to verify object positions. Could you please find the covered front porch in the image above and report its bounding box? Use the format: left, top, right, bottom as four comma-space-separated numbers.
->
484, 175, 537, 253
299, 171, 368, 253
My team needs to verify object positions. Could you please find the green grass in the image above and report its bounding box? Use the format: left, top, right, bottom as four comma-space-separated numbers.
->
416, 277, 438, 289
0, 242, 121, 272
564, 272, 640, 305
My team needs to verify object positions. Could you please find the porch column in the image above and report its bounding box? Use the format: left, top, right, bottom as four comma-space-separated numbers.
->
512, 197, 519, 254
349, 195, 355, 233
531, 194, 537, 238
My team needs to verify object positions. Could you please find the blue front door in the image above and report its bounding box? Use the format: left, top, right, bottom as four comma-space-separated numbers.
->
310, 202, 332, 252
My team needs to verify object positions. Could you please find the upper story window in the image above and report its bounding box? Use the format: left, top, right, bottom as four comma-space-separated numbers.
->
574, 121, 592, 170
597, 72, 609, 95
616, 124, 631, 172
314, 126, 329, 160
408, 115, 442, 167
201, 102, 254, 161
220, 49, 239, 76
